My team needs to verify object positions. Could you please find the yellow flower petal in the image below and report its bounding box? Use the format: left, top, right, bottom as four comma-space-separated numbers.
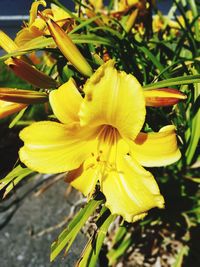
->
130, 125, 181, 167
89, 0, 103, 10
51, 3, 71, 21
0, 30, 19, 53
101, 155, 164, 223
79, 60, 146, 140
66, 157, 99, 196
19, 121, 95, 173
15, 22, 46, 47
29, 0, 46, 26
49, 78, 82, 124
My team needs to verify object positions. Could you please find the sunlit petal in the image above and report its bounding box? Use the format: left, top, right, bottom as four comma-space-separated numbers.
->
49, 78, 82, 124
66, 157, 99, 196
0, 30, 19, 53
79, 60, 146, 140
19, 121, 96, 173
101, 155, 164, 222
130, 125, 181, 167
29, 0, 46, 26
51, 3, 71, 21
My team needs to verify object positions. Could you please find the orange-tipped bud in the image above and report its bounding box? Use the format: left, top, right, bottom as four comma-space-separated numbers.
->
46, 19, 93, 77
0, 88, 48, 104
144, 88, 187, 107
0, 100, 27, 119
7, 58, 57, 88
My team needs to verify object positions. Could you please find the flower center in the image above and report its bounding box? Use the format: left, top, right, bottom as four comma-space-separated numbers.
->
92, 125, 119, 173
98, 125, 119, 147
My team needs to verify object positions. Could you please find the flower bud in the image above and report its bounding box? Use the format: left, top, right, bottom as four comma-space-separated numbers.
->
144, 88, 187, 107
46, 19, 93, 77
7, 58, 57, 89
0, 88, 48, 104
0, 100, 27, 119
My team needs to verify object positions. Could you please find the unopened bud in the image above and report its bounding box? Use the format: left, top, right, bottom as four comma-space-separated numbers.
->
144, 88, 187, 107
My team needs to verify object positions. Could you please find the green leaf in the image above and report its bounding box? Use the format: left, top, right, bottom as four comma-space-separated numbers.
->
77, 211, 116, 267
111, 225, 127, 245
138, 46, 169, 78
185, 177, 200, 183
9, 107, 27, 128
188, 0, 200, 42
0, 165, 33, 197
0, 34, 113, 62
90, 26, 124, 40
172, 245, 189, 267
107, 233, 132, 266
186, 71, 200, 164
71, 34, 113, 46
50, 196, 103, 262
143, 75, 200, 90
70, 16, 103, 34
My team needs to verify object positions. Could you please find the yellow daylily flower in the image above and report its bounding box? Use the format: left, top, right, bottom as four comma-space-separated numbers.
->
15, 0, 47, 47
15, 0, 71, 47
19, 60, 181, 222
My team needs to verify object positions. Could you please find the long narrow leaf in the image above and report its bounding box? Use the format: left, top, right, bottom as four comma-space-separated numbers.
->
50, 196, 103, 262
77, 213, 116, 267
0, 165, 33, 197
143, 75, 200, 90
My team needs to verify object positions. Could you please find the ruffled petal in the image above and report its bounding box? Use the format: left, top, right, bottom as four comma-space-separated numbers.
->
49, 78, 82, 124
79, 60, 146, 140
130, 125, 181, 167
19, 121, 95, 173
101, 155, 164, 223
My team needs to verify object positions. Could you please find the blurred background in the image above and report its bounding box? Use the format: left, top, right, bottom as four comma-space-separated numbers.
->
0, 0, 172, 38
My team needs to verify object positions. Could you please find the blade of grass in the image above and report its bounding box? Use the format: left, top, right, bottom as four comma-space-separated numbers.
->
143, 75, 200, 89
0, 34, 113, 62
50, 196, 103, 262
107, 233, 132, 265
185, 75, 200, 164
0, 165, 33, 194
138, 46, 169, 79
77, 212, 116, 267
188, 0, 200, 41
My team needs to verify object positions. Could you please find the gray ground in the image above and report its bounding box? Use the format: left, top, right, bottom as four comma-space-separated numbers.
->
0, 175, 87, 267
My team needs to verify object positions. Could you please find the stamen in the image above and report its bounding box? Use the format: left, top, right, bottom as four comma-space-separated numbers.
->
96, 125, 119, 177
